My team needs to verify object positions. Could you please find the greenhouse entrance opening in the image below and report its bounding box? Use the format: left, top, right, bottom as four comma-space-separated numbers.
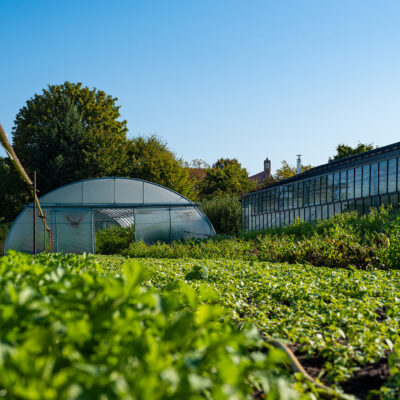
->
4, 177, 215, 254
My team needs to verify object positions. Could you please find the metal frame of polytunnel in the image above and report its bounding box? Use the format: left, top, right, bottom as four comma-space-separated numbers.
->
5, 177, 216, 254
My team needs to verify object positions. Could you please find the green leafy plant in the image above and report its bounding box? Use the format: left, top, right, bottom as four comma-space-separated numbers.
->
0, 251, 299, 400
97, 254, 400, 398
95, 225, 135, 255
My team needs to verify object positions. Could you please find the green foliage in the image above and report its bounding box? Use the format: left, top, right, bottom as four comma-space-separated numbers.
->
274, 161, 312, 182
0, 158, 30, 222
329, 142, 375, 162
0, 252, 298, 400
185, 265, 209, 280
102, 207, 400, 270
198, 158, 255, 200
11, 82, 128, 195
97, 254, 400, 397
125, 135, 194, 198
95, 225, 135, 255
200, 195, 241, 234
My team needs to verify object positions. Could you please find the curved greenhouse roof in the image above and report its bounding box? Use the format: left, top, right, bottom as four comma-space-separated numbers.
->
5, 177, 215, 254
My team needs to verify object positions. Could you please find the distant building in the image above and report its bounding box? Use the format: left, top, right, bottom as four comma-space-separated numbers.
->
242, 141, 400, 232
249, 158, 271, 184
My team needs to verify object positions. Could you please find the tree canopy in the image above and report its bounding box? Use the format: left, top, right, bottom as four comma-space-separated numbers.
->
198, 158, 255, 199
274, 160, 312, 182
124, 135, 194, 199
329, 142, 375, 162
12, 82, 128, 194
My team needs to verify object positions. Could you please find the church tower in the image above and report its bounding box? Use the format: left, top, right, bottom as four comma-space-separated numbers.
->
264, 158, 271, 179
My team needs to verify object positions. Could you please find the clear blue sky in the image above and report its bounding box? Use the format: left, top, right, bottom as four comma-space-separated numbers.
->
1, 0, 400, 175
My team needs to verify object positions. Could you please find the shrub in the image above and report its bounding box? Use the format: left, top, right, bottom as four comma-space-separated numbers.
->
95, 225, 135, 254
200, 195, 241, 234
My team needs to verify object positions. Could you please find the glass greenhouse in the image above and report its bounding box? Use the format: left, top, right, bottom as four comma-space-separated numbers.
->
242, 141, 400, 231
5, 177, 215, 254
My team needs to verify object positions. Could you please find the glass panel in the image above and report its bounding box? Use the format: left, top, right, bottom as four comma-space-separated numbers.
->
322, 204, 328, 219
56, 209, 93, 253
333, 173, 340, 202
370, 163, 378, 196
135, 208, 171, 243
5, 209, 35, 253
315, 205, 321, 220
341, 202, 349, 213
309, 179, 315, 206
356, 199, 363, 215
310, 206, 315, 222
390, 194, 399, 212
379, 160, 387, 195
398, 157, 400, 193
327, 174, 333, 203
388, 158, 397, 193
355, 167, 362, 198
303, 181, 309, 207
381, 195, 389, 206
171, 208, 213, 240
83, 180, 114, 204
364, 197, 371, 213
315, 177, 321, 205
328, 203, 334, 218
280, 211, 285, 226
283, 186, 288, 210
115, 179, 144, 204
320, 175, 327, 204
263, 191, 268, 213
293, 183, 298, 209
41, 181, 83, 205
279, 187, 284, 210
340, 170, 347, 201
304, 207, 310, 222
362, 165, 370, 197
288, 184, 293, 209
275, 188, 279, 211
298, 182, 303, 207
372, 196, 380, 208
144, 182, 188, 204
347, 169, 354, 199
299, 208, 305, 221
334, 202, 341, 215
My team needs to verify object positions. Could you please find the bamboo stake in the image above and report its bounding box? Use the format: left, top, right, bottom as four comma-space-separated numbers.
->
0, 124, 52, 243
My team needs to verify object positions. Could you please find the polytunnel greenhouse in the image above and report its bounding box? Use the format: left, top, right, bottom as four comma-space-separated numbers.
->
4, 177, 215, 254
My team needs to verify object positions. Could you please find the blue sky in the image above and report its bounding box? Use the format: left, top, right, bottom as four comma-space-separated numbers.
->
1, 0, 400, 175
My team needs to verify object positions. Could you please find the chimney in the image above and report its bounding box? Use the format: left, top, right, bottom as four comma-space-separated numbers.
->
296, 155, 302, 175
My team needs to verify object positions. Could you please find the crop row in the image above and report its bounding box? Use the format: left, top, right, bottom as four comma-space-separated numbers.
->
0, 251, 305, 400
97, 255, 400, 399
97, 208, 400, 271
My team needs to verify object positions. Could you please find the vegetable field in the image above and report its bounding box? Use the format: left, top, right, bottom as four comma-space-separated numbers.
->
97, 255, 400, 399
0, 252, 297, 400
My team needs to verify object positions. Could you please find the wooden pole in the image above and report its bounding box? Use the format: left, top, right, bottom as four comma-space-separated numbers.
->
33, 171, 37, 255
44, 212, 47, 252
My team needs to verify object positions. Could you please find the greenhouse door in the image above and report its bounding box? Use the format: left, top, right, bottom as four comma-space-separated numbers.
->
135, 208, 171, 244
53, 209, 94, 253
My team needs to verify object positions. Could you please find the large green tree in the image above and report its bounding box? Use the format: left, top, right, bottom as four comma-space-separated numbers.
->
12, 82, 128, 194
124, 135, 194, 198
198, 158, 255, 199
329, 142, 375, 162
